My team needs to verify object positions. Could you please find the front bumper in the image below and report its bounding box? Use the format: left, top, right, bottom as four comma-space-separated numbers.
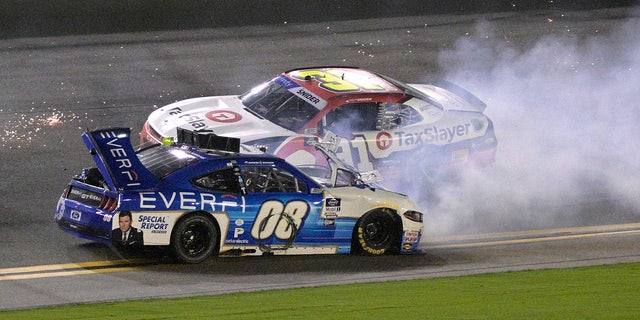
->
400, 230, 422, 253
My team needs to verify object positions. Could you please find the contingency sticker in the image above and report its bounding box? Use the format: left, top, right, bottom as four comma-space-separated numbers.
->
324, 198, 341, 219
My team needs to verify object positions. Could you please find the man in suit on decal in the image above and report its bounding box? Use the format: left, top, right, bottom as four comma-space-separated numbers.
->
111, 211, 144, 247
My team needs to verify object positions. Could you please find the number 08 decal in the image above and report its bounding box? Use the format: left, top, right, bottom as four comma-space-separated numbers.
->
251, 200, 309, 240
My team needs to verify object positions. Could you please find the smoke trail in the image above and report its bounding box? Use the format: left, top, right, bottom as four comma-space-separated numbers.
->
424, 10, 640, 235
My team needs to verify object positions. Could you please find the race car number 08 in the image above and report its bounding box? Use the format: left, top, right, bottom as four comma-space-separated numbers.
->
251, 200, 309, 240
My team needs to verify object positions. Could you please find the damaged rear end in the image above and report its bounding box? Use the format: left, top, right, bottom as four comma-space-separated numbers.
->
54, 128, 158, 243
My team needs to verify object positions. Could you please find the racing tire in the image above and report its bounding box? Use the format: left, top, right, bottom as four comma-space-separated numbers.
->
171, 213, 219, 264
353, 209, 398, 255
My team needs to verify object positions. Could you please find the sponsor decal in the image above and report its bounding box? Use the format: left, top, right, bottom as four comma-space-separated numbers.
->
244, 160, 275, 165
137, 215, 170, 233
275, 75, 328, 109
98, 130, 142, 187
167, 107, 207, 129
394, 123, 471, 146
292, 88, 327, 109
67, 187, 102, 206
70, 210, 82, 221
138, 191, 243, 212
205, 110, 243, 123
233, 219, 246, 238
324, 198, 341, 218
403, 231, 420, 243
274, 74, 300, 90
226, 238, 249, 244
375, 131, 393, 150
324, 219, 336, 226
233, 227, 245, 238
326, 198, 341, 207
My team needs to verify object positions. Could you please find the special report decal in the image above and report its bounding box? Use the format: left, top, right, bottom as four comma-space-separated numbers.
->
138, 214, 170, 233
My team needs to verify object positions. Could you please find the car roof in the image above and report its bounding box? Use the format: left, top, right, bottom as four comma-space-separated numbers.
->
182, 145, 284, 163
282, 67, 404, 99
157, 144, 295, 179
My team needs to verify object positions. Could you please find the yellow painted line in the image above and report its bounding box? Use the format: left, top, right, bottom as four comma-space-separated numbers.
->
0, 266, 144, 281
427, 229, 640, 249
0, 259, 144, 275
2, 223, 639, 281
423, 222, 640, 244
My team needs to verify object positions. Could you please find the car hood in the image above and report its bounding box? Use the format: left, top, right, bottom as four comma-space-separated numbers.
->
324, 186, 420, 217
147, 95, 295, 143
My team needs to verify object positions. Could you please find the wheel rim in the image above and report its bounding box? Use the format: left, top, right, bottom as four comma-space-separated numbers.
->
363, 217, 392, 248
180, 221, 213, 256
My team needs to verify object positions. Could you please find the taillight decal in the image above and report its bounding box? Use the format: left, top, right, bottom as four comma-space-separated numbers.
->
107, 197, 119, 211
98, 195, 119, 212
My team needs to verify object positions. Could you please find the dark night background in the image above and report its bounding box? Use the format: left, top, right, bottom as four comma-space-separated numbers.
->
1, 0, 636, 39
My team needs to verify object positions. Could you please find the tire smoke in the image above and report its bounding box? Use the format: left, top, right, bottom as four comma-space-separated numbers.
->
422, 9, 640, 235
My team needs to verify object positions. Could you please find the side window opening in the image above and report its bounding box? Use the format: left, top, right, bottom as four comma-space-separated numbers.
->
376, 102, 423, 130
325, 103, 379, 136
192, 167, 241, 194
242, 167, 307, 193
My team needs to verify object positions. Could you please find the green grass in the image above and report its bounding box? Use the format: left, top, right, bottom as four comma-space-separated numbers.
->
2, 263, 639, 319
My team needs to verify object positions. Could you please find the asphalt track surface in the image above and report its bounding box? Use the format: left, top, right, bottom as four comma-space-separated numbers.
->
1, 6, 640, 310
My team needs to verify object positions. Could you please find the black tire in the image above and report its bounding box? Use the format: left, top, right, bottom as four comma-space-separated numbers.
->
171, 213, 218, 264
353, 209, 397, 255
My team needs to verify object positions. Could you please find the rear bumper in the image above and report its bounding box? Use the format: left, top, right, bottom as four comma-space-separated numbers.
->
56, 218, 111, 244
55, 197, 113, 244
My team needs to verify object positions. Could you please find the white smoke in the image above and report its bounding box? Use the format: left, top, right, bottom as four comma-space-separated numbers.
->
423, 10, 640, 235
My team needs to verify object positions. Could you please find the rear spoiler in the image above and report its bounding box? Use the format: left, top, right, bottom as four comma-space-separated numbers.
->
82, 128, 159, 191
410, 82, 487, 113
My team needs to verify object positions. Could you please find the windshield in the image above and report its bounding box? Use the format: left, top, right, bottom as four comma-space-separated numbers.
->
137, 145, 198, 178
240, 77, 320, 132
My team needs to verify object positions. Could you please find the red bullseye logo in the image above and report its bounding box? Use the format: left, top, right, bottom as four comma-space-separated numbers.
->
205, 110, 243, 123
376, 131, 392, 150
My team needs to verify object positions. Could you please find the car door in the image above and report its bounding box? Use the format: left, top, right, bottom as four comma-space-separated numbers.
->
322, 102, 381, 172
235, 159, 343, 250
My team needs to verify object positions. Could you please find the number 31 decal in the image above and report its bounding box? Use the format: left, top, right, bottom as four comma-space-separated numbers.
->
290, 70, 384, 92
251, 200, 309, 240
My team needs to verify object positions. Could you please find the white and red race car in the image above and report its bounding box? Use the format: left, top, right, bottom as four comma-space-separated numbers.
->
141, 67, 496, 190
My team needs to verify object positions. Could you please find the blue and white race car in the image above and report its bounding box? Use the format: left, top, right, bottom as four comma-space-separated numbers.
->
55, 128, 423, 263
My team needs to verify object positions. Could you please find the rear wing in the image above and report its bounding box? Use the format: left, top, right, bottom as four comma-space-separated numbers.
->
410, 82, 487, 113
82, 128, 159, 191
